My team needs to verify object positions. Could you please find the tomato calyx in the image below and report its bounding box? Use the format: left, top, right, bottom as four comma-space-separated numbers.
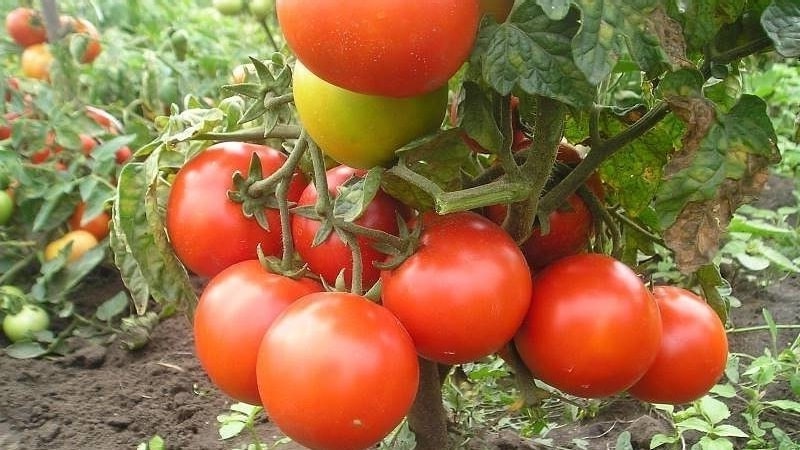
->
229, 152, 284, 229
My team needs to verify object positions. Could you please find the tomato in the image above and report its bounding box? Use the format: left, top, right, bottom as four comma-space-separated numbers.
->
292, 166, 402, 288
0, 112, 16, 140
194, 260, 321, 405
257, 291, 419, 450
2, 304, 49, 343
166, 142, 306, 278
5, 8, 47, 48
514, 254, 662, 398
293, 61, 446, 169
63, 17, 102, 64
213, 0, 244, 15
79, 134, 97, 154
278, 0, 480, 97
628, 286, 728, 405
115, 146, 132, 164
381, 211, 532, 364
0, 189, 13, 225
21, 43, 53, 81
44, 230, 99, 262
68, 202, 110, 240
86, 106, 123, 134
248, 0, 272, 19
479, 0, 514, 22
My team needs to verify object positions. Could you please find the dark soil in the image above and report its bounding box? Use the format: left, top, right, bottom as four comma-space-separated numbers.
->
1, 176, 798, 450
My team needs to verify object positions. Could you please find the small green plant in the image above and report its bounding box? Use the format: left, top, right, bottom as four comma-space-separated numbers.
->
136, 434, 165, 450
217, 402, 293, 450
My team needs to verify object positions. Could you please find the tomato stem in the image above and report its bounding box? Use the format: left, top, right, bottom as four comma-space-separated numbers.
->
434, 178, 529, 215
194, 124, 301, 142
340, 230, 363, 296
247, 132, 307, 197
727, 324, 800, 334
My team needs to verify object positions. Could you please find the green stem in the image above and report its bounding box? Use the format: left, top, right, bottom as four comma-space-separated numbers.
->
701, 37, 774, 79
264, 93, 294, 110
276, 176, 294, 272
611, 209, 666, 246
307, 140, 331, 216
258, 17, 281, 54
340, 230, 363, 296
386, 162, 444, 200
248, 132, 308, 197
727, 324, 800, 334
335, 220, 406, 252
434, 178, 530, 215
0, 252, 37, 286
193, 124, 301, 142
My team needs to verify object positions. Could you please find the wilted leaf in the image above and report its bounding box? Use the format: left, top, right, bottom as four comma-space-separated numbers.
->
761, 0, 800, 57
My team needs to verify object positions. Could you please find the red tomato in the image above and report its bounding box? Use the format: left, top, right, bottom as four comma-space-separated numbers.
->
85, 106, 122, 134
277, 0, 480, 97
166, 142, 306, 278
5, 8, 47, 48
257, 291, 419, 450
68, 202, 110, 240
194, 260, 321, 405
79, 134, 97, 154
381, 211, 532, 364
115, 146, 132, 164
514, 254, 662, 398
0, 112, 18, 140
628, 286, 728, 404
63, 17, 102, 64
292, 166, 402, 288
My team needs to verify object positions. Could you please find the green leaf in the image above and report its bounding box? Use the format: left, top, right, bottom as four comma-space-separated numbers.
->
5, 341, 48, 359
712, 424, 749, 438
756, 241, 800, 273
571, 0, 662, 84
147, 435, 165, 450
650, 433, 679, 448
535, 0, 571, 20
616, 431, 634, 450
698, 396, 731, 424
457, 82, 503, 153
709, 383, 737, 398
95, 291, 130, 322
764, 400, 800, 414
33, 241, 106, 301
667, 0, 745, 52
676, 417, 715, 434
218, 421, 246, 440
696, 436, 734, 450
761, 0, 800, 57
109, 220, 151, 315
333, 168, 382, 223
477, 5, 595, 107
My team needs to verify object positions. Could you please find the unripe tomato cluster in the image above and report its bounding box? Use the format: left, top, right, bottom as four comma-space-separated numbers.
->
5, 7, 103, 81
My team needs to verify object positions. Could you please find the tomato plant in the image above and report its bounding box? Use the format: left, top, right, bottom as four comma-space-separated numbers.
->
257, 291, 419, 450
628, 286, 729, 405
193, 260, 321, 405
5, 7, 47, 48
292, 166, 402, 288
514, 254, 662, 398
381, 211, 532, 364
277, 0, 481, 97
292, 61, 447, 169
44, 230, 99, 262
2, 304, 49, 343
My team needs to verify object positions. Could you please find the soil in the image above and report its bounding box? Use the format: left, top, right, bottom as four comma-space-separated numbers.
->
0, 175, 798, 450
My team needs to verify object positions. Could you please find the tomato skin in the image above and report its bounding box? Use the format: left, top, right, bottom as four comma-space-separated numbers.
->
21, 43, 53, 81
292, 166, 401, 288
257, 291, 419, 450
381, 211, 532, 364
68, 202, 110, 240
628, 286, 728, 405
278, 0, 480, 97
5, 8, 47, 48
166, 142, 306, 278
2, 304, 49, 343
0, 189, 13, 225
293, 61, 446, 169
514, 254, 662, 398
194, 260, 321, 405
44, 230, 99, 262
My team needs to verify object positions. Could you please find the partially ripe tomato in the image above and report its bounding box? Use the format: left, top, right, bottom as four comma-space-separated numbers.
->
257, 292, 419, 450
293, 61, 446, 169
86, 106, 123, 134
44, 230, 99, 262
0, 190, 13, 225
64, 17, 102, 64
5, 8, 47, 48
68, 202, 110, 240
382, 212, 532, 364
628, 286, 728, 405
194, 260, 321, 405
292, 166, 402, 288
3, 304, 49, 343
21, 43, 53, 81
278, 0, 480, 97
514, 254, 662, 398
166, 142, 306, 278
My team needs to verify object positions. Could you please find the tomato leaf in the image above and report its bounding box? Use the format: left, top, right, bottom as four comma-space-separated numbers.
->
95, 291, 130, 322
761, 0, 800, 57
666, 0, 746, 52
4, 341, 48, 359
533, 0, 571, 20
334, 168, 382, 223
476, 5, 595, 107
31, 241, 106, 303
456, 82, 503, 154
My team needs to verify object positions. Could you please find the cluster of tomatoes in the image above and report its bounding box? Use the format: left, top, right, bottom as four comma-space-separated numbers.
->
5, 7, 102, 81
164, 1, 730, 449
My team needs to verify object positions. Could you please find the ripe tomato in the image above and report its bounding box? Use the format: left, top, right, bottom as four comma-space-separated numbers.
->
194, 260, 321, 405
628, 286, 729, 405
0, 112, 17, 140
44, 230, 99, 262
68, 202, 110, 240
381, 211, 532, 364
0, 189, 13, 225
292, 166, 402, 288
292, 61, 446, 169
278, 0, 480, 97
21, 43, 53, 81
85, 106, 123, 134
2, 304, 49, 343
5, 8, 47, 48
166, 142, 306, 278
479, 0, 514, 22
257, 291, 419, 450
115, 146, 132, 164
64, 17, 102, 64
79, 134, 97, 154
514, 254, 662, 398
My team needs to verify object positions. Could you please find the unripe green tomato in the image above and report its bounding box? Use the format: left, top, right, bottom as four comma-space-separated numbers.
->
248, 0, 272, 20
0, 190, 13, 225
292, 61, 447, 169
214, 0, 244, 15
3, 304, 49, 342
